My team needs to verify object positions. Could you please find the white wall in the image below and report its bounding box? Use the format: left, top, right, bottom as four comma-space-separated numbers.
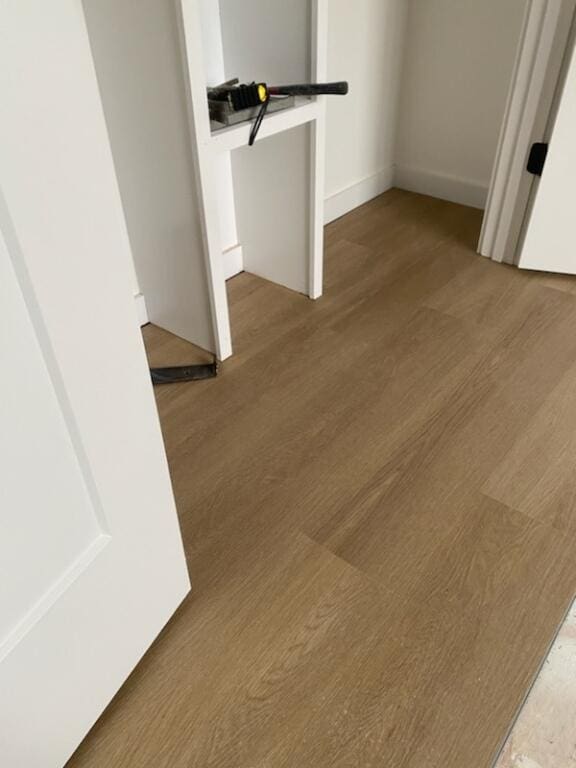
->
325, 0, 408, 222
219, 0, 312, 84
82, 0, 215, 351
395, 0, 529, 209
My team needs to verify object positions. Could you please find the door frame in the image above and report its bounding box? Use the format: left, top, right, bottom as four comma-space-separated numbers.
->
479, 0, 576, 265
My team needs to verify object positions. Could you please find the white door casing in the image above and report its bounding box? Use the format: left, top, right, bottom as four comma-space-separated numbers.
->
0, 2, 190, 766
518, 36, 576, 272
479, 0, 576, 265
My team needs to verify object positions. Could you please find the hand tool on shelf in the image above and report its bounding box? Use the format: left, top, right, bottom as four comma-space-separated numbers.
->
208, 80, 349, 145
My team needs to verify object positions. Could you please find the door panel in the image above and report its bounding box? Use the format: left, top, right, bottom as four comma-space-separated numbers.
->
0, 243, 105, 652
518, 38, 576, 272
0, 2, 190, 766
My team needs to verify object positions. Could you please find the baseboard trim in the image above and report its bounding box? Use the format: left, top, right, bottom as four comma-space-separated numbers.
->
222, 244, 244, 281
394, 165, 488, 210
134, 293, 149, 327
324, 167, 395, 224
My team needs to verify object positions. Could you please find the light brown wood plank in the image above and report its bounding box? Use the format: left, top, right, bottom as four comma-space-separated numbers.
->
485, 356, 576, 532
68, 190, 576, 768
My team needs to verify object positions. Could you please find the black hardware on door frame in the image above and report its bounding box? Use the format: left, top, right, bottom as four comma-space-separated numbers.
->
527, 142, 549, 177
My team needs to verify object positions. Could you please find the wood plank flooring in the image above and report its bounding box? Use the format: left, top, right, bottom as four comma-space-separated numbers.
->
68, 190, 576, 768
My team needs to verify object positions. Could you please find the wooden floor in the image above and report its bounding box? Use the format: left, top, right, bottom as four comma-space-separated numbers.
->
69, 190, 576, 768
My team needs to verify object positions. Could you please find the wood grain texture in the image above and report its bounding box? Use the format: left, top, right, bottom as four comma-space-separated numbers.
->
67, 189, 576, 768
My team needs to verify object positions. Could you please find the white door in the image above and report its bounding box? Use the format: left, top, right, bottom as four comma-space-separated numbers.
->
0, 2, 191, 767
518, 37, 576, 272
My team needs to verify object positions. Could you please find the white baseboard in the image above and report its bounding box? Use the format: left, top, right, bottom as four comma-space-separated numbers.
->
222, 244, 244, 281
324, 166, 395, 224
134, 293, 149, 327
394, 165, 488, 210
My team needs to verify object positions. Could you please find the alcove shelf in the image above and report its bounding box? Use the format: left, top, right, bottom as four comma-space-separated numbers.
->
82, 0, 327, 362
209, 99, 320, 153
177, 0, 328, 360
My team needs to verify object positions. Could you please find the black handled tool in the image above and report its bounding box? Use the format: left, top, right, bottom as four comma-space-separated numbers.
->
208, 80, 349, 144
268, 82, 349, 97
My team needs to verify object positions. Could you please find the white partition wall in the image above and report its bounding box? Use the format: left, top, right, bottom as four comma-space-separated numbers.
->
83, 0, 326, 361
178, 0, 327, 359
233, 126, 312, 295
82, 0, 216, 351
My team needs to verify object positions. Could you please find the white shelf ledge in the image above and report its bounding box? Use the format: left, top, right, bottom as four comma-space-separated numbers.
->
208, 99, 320, 153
